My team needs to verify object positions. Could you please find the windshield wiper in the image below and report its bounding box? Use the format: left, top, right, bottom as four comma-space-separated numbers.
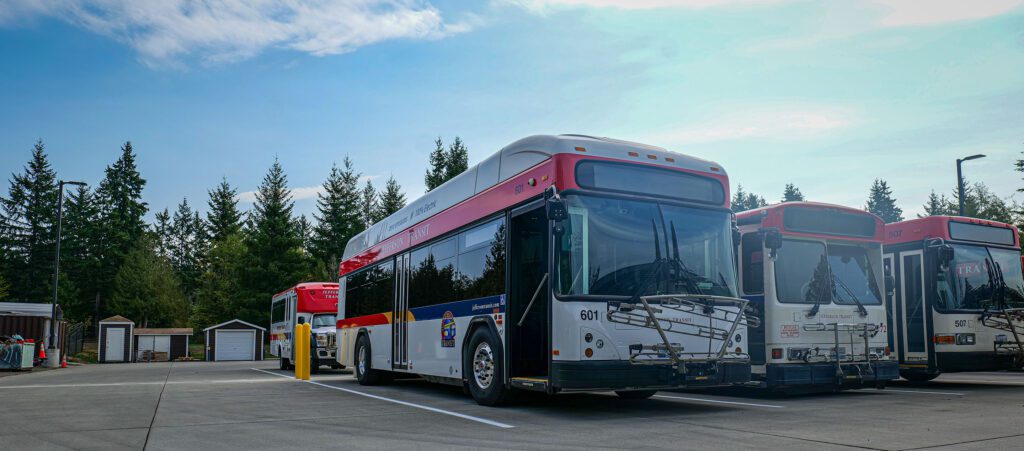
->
806, 255, 831, 318
832, 274, 869, 317
993, 260, 1008, 309
668, 221, 706, 296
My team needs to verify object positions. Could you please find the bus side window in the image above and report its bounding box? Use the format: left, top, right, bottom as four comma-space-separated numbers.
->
271, 300, 285, 325
346, 261, 396, 318
741, 233, 764, 295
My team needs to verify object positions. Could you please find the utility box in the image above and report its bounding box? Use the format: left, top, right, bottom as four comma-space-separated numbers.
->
0, 335, 35, 370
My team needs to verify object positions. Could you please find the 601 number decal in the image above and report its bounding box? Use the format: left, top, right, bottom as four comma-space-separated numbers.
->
580, 309, 599, 321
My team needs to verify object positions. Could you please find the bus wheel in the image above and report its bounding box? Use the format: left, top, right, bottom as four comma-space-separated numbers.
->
466, 327, 510, 406
901, 372, 938, 383
355, 335, 383, 385
615, 390, 657, 400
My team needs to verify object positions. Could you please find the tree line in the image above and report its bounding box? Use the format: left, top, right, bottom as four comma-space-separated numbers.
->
732, 176, 1023, 226
0, 136, 469, 336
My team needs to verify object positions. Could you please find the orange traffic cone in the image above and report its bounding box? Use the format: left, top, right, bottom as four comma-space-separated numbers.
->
38, 345, 46, 360
61, 356, 67, 368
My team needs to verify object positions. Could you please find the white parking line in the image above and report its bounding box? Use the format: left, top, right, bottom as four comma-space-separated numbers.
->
885, 389, 965, 396
251, 368, 514, 429
0, 382, 165, 389
653, 394, 785, 409
937, 379, 1024, 386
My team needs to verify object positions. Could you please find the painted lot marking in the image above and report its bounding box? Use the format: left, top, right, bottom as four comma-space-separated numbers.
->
653, 394, 785, 409
0, 378, 296, 390
251, 368, 514, 429
884, 389, 965, 396
936, 379, 1024, 386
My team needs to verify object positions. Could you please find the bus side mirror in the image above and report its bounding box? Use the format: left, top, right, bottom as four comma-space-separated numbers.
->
761, 228, 782, 260
884, 275, 896, 296
545, 186, 568, 222
933, 244, 955, 271
732, 227, 741, 249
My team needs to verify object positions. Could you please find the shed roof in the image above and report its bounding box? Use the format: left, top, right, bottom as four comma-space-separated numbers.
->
100, 315, 135, 324
135, 328, 193, 335
203, 319, 266, 332
0, 302, 62, 318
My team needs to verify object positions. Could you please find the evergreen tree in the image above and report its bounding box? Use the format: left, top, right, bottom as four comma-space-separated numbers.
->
920, 190, 955, 217
93, 141, 148, 318
360, 180, 379, 227
241, 159, 308, 327
425, 137, 447, 192
781, 183, 804, 203
731, 185, 767, 213
0, 273, 8, 301
168, 198, 206, 298
865, 178, 904, 223
108, 237, 188, 328
959, 182, 1012, 223
295, 214, 313, 253
311, 158, 363, 270
62, 185, 101, 322
377, 175, 407, 221
1016, 151, 1023, 192
206, 178, 243, 243
153, 208, 172, 258
445, 136, 469, 181
193, 233, 247, 330
0, 139, 59, 303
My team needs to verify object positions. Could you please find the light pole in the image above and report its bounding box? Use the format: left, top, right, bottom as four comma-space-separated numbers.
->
956, 154, 985, 217
48, 180, 87, 368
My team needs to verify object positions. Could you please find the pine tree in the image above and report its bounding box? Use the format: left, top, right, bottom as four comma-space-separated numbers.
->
1016, 150, 1023, 193
94, 141, 148, 319
311, 158, 363, 270
108, 237, 188, 328
958, 182, 1012, 223
0, 273, 8, 301
153, 209, 172, 258
377, 175, 407, 221
242, 159, 309, 327
360, 180, 379, 227
731, 185, 767, 213
445, 136, 469, 181
0, 139, 59, 303
425, 137, 447, 192
920, 190, 955, 218
168, 198, 206, 299
781, 183, 804, 203
206, 178, 243, 243
62, 185, 101, 322
193, 233, 246, 329
865, 179, 904, 223
295, 215, 313, 252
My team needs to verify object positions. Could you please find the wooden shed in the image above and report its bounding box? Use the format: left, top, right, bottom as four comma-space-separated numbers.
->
0, 302, 67, 360
134, 328, 192, 362
98, 316, 134, 363
203, 319, 265, 361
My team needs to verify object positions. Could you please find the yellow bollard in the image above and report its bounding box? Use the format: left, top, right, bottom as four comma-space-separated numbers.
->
301, 322, 312, 380
294, 323, 303, 379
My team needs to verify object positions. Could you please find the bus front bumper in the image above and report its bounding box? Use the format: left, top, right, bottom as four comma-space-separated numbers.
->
763, 361, 899, 388
551, 360, 751, 391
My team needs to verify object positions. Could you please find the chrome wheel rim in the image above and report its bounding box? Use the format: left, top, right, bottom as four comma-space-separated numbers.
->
473, 342, 495, 390
357, 345, 367, 376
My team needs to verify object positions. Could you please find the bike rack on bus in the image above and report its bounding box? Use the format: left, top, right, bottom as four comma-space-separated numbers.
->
980, 308, 1024, 367
800, 322, 882, 385
606, 294, 759, 374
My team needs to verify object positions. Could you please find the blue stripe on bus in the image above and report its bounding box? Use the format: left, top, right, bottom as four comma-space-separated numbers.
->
410, 294, 506, 321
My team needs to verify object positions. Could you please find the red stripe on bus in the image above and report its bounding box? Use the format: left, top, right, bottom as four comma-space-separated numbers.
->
337, 313, 390, 329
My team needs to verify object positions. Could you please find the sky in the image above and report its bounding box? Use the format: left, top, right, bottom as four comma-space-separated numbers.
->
0, 0, 1022, 220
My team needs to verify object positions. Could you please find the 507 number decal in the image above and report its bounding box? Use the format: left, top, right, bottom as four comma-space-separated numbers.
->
954, 319, 969, 328
580, 309, 600, 321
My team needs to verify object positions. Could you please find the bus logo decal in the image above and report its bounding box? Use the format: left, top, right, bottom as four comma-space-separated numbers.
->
441, 311, 456, 348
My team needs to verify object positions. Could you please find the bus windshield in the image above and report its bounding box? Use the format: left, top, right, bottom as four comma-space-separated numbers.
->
556, 194, 737, 298
311, 314, 337, 328
937, 245, 1024, 310
774, 239, 881, 305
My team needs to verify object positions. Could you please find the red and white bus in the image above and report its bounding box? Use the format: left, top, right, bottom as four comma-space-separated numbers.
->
336, 135, 754, 405
884, 216, 1024, 381
736, 202, 899, 390
270, 283, 340, 373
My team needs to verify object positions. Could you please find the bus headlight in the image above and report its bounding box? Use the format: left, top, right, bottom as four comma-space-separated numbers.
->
956, 333, 975, 345
316, 334, 329, 347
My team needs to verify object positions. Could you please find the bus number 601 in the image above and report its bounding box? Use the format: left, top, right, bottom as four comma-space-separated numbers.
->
580, 309, 599, 321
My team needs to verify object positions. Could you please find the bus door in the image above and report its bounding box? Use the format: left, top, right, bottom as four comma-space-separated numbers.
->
508, 204, 549, 380
393, 252, 410, 370
883, 254, 896, 356
899, 251, 929, 363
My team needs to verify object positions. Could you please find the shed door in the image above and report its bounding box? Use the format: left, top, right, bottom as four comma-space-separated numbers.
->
215, 330, 255, 361
105, 328, 126, 362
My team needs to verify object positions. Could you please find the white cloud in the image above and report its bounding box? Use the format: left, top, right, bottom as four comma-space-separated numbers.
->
238, 175, 379, 203
872, 0, 1024, 27
0, 0, 469, 66
648, 107, 854, 146
503, 0, 788, 12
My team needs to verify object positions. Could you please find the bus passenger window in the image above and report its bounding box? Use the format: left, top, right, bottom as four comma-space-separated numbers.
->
344, 261, 395, 318
458, 220, 506, 300
742, 233, 764, 295
271, 300, 285, 324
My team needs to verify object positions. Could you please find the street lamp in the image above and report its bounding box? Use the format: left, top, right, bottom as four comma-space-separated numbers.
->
48, 180, 87, 368
956, 154, 985, 216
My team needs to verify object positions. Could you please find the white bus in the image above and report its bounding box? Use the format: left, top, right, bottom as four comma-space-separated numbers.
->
270, 283, 340, 373
736, 202, 899, 390
884, 216, 1024, 381
336, 135, 754, 406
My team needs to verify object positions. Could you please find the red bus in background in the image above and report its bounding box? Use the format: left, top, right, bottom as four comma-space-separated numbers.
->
270, 282, 340, 373
883, 216, 1024, 381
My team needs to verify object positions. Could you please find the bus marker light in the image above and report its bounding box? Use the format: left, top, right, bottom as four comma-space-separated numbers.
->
584, 333, 593, 343
585, 348, 593, 358
665, 157, 675, 163
527, 178, 536, 186
885, 346, 891, 356
933, 334, 955, 345
647, 154, 657, 160
628, 151, 639, 157
710, 166, 721, 172
596, 339, 604, 349
552, 349, 560, 356
771, 348, 783, 359
574, 146, 586, 152
541, 175, 548, 181
735, 347, 742, 354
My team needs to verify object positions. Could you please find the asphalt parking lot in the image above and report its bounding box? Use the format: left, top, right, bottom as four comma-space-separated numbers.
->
1, 362, 1022, 450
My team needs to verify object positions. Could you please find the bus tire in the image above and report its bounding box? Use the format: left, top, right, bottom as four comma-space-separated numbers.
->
355, 335, 384, 385
615, 390, 657, 400
901, 372, 938, 383
465, 327, 510, 406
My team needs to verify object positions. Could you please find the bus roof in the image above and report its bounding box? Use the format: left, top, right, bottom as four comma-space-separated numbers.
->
340, 134, 725, 263
884, 215, 1020, 248
736, 201, 884, 242
273, 282, 339, 313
